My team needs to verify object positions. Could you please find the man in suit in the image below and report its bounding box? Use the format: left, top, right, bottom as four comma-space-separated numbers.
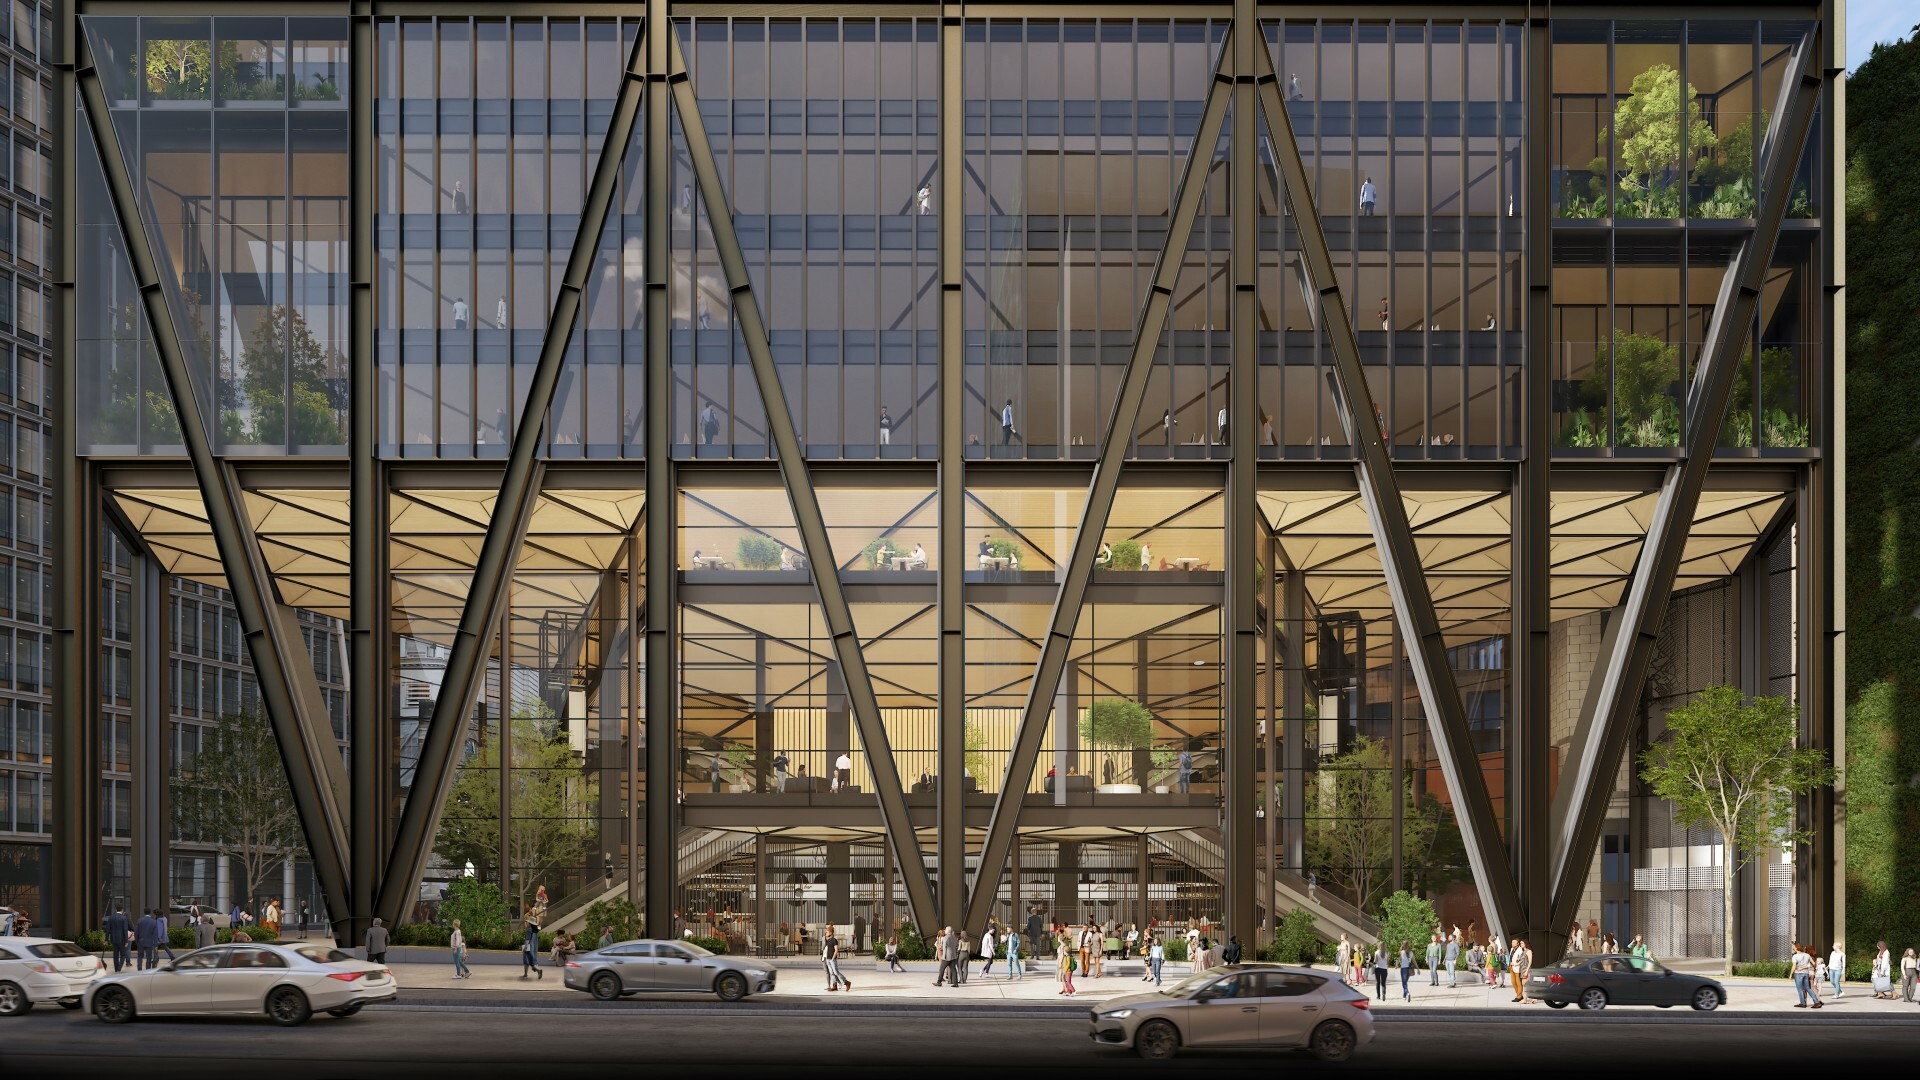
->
194, 913, 217, 949
104, 905, 132, 972
132, 908, 163, 970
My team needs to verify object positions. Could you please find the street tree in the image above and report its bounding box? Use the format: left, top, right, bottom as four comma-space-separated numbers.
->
1304, 736, 1436, 914
1638, 685, 1837, 975
171, 706, 308, 913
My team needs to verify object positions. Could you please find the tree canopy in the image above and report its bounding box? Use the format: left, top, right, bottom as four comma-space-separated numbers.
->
171, 706, 308, 909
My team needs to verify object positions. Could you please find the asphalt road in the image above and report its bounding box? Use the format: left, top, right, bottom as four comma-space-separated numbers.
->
6, 1000, 1918, 1079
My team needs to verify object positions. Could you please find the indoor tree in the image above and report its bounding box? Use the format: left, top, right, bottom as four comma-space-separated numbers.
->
1589, 63, 1718, 218
1303, 736, 1435, 914
1638, 685, 1837, 974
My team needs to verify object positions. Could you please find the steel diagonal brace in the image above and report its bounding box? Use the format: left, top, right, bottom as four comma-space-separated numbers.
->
666, 34, 940, 931
76, 41, 352, 927
1250, 39, 1526, 941
1547, 32, 1822, 937
960, 33, 1238, 939
375, 24, 649, 927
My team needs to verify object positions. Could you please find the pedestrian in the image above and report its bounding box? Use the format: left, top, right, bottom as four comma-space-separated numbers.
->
1790, 942, 1820, 1008
132, 908, 161, 971
1335, 933, 1352, 984
1223, 936, 1243, 965
1828, 940, 1847, 998
701, 403, 720, 446
834, 751, 852, 793
363, 916, 389, 967
1057, 933, 1077, 996
451, 179, 469, 214
450, 919, 472, 980
1426, 934, 1443, 985
194, 913, 217, 950
1628, 934, 1649, 959
264, 898, 282, 936
878, 406, 893, 446
152, 909, 177, 963
1378, 296, 1390, 331
452, 297, 469, 331
496, 296, 508, 329
1288, 72, 1304, 101
916, 183, 933, 216
1873, 941, 1895, 999
1371, 944, 1389, 1001
1149, 937, 1165, 986
822, 923, 853, 991
1570, 922, 1585, 954
1217, 404, 1228, 445
518, 917, 540, 980
1360, 175, 1377, 216
1444, 933, 1460, 987
597, 924, 615, 950
956, 931, 972, 984
1399, 941, 1415, 1001
1079, 925, 1096, 981
1511, 938, 1533, 1004
104, 904, 132, 972
936, 925, 960, 987
298, 901, 310, 939
1177, 747, 1193, 793
885, 935, 903, 972
1026, 906, 1044, 957
980, 923, 997, 977
709, 751, 723, 793
1000, 398, 1018, 446
1007, 928, 1024, 980
1903, 948, 1917, 1003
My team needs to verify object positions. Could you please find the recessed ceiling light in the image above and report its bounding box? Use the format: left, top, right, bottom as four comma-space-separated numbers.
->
1193, 660, 1206, 666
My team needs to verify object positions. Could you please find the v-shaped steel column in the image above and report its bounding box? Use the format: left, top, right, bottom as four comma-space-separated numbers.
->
1251, 39, 1525, 940
960, 34, 1236, 937
1547, 31, 1822, 937
666, 33, 940, 931
76, 36, 352, 930
375, 23, 650, 928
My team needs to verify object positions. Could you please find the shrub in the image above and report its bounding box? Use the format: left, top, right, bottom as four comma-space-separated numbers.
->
1375, 890, 1439, 962
440, 876, 513, 942
1732, 960, 1791, 979
1162, 936, 1188, 963
686, 934, 728, 955
393, 923, 453, 948
74, 930, 108, 953
736, 533, 782, 569
985, 538, 1023, 565
891, 920, 933, 961
1262, 907, 1324, 966
1108, 539, 1143, 571
216, 926, 278, 944
169, 926, 196, 950
583, 897, 641, 943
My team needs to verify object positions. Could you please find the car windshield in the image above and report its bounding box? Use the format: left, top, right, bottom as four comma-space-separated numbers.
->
1155, 971, 1223, 999
29, 942, 89, 958
292, 945, 355, 964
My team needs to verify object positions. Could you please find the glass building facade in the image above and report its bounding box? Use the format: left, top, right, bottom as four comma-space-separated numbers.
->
47, 2, 1842, 962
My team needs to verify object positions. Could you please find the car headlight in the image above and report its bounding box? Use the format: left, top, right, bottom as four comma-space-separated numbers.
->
743, 969, 767, 979
1099, 1009, 1134, 1020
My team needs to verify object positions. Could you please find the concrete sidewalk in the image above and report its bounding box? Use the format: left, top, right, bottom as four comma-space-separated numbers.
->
373, 951, 1920, 1016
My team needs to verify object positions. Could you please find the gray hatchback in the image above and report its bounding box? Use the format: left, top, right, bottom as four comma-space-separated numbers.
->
1089, 964, 1375, 1062
562, 939, 776, 1002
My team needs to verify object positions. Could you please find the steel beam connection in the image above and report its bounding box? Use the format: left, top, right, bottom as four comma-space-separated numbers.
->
961, 31, 1236, 939
1547, 31, 1823, 938
666, 31, 941, 932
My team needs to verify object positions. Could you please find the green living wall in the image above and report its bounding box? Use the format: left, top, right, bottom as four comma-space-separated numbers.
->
1845, 30, 1920, 965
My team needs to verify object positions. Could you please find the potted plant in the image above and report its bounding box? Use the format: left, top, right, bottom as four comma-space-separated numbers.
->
1108, 539, 1143, 571
1082, 698, 1155, 787
736, 533, 782, 569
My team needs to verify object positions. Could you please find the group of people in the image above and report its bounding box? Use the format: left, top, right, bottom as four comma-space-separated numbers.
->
1331, 925, 1658, 1005
1788, 940, 1920, 1008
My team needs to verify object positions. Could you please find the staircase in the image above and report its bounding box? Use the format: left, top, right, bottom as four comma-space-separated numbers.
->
1148, 828, 1380, 943
545, 828, 756, 934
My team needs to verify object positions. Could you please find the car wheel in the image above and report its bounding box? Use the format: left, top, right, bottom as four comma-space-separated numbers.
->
1546, 1000, 1568, 1009
266, 986, 312, 1027
1691, 987, 1721, 1012
1134, 1019, 1180, 1061
589, 971, 623, 1001
1579, 987, 1608, 1011
714, 972, 748, 1002
0, 981, 30, 1016
92, 986, 136, 1024
1309, 1020, 1357, 1063
326, 1003, 365, 1018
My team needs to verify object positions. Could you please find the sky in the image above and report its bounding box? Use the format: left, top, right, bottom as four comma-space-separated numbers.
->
1848, 0, 1916, 71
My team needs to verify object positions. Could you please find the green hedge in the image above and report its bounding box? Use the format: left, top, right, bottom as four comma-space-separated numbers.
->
685, 934, 728, 955
1845, 35, 1920, 977
1733, 960, 1792, 980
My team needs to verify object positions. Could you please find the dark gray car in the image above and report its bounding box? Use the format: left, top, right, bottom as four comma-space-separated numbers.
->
561, 939, 776, 1002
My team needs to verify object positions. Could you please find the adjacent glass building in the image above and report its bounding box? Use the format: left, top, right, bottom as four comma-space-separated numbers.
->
45, 1, 1842, 963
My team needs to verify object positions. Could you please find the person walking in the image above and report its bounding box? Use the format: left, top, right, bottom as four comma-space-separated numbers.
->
1177, 747, 1193, 794
772, 750, 790, 792
104, 905, 132, 972
1444, 933, 1461, 987
1006, 928, 1024, 980
1335, 933, 1352, 985
298, 901, 310, 939
450, 919, 472, 980
979, 923, 997, 978
1057, 933, 1078, 996
1828, 941, 1847, 998
822, 924, 853, 992
1902, 948, 1917, 1003
1371, 944, 1389, 1001
884, 935, 903, 972
1222, 936, 1243, 965
1873, 941, 1895, 999
1398, 941, 1416, 1001
1426, 934, 1443, 986
1791, 942, 1820, 1008
700, 403, 720, 446
956, 931, 972, 984
518, 917, 540, 980
194, 913, 217, 950
936, 925, 960, 987
1511, 939, 1533, 1004
263, 898, 282, 936
1813, 949, 1828, 997
1359, 176, 1378, 217
152, 909, 177, 964
1148, 937, 1165, 986
361, 916, 389, 968
1079, 925, 1097, 981
1000, 399, 1018, 446
878, 406, 893, 446
132, 909, 161, 971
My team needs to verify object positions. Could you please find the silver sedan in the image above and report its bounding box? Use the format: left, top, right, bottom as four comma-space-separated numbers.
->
83, 942, 398, 1025
563, 939, 776, 1001
1088, 964, 1376, 1061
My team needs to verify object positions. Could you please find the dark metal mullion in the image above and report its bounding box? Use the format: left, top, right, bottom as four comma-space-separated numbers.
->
960, 36, 1235, 939
76, 37, 354, 935
937, 0, 964, 928
1252, 36, 1526, 941
665, 31, 940, 933
1546, 30, 1821, 938
1224, 0, 1259, 943
374, 19, 649, 927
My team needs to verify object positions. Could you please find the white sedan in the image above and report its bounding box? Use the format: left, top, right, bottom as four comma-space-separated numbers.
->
0, 937, 105, 1015
83, 942, 397, 1025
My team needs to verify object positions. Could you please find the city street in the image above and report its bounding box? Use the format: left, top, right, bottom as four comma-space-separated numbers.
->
5, 1000, 1918, 1078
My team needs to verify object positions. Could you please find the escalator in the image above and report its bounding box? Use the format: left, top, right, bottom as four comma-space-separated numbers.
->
543, 828, 757, 934
1147, 828, 1380, 943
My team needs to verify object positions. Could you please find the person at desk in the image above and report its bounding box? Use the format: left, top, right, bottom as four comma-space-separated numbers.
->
978, 535, 995, 569
780, 546, 797, 571
910, 543, 927, 569
874, 540, 893, 567
1095, 542, 1113, 569
1481, 313, 1497, 331
691, 549, 702, 566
